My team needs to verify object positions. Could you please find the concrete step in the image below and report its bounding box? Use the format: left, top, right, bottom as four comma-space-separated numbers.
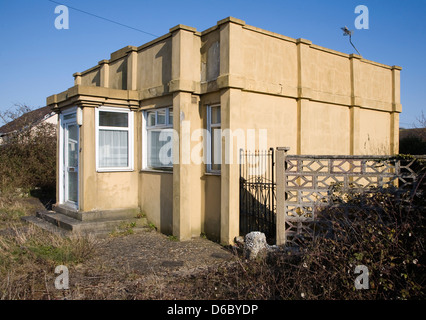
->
22, 210, 149, 237
21, 216, 71, 237
36, 210, 80, 231
52, 204, 141, 222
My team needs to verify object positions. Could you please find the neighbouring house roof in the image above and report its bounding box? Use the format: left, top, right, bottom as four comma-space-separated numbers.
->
0, 106, 55, 137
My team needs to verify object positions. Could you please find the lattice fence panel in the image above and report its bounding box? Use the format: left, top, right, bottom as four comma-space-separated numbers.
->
278, 155, 425, 247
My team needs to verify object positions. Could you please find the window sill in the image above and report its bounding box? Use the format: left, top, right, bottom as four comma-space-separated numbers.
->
60, 201, 78, 211
140, 169, 173, 174
204, 172, 221, 176
97, 168, 134, 173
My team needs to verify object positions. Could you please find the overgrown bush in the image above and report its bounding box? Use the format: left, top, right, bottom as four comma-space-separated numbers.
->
0, 107, 56, 196
399, 136, 426, 155
178, 170, 425, 300
289, 185, 425, 299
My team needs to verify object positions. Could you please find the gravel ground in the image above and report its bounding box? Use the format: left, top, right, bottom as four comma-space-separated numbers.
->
92, 229, 233, 275
58, 229, 236, 299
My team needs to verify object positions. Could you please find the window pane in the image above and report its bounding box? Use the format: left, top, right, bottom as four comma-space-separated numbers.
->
147, 112, 156, 127
148, 130, 173, 169
99, 130, 128, 167
211, 127, 221, 171
63, 113, 76, 121
211, 106, 220, 125
99, 111, 128, 127
67, 124, 78, 168
168, 108, 173, 125
67, 171, 78, 203
157, 110, 166, 125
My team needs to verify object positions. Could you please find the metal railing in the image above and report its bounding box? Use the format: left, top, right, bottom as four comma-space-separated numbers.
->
239, 148, 276, 243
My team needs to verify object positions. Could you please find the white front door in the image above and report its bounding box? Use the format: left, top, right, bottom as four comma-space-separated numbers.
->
61, 112, 79, 208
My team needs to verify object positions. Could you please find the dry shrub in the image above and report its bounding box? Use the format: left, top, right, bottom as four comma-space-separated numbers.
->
0, 105, 56, 196
171, 174, 425, 300
0, 196, 46, 228
299, 183, 425, 299
0, 196, 27, 223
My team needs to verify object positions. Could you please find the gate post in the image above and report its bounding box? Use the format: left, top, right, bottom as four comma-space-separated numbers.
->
276, 147, 290, 246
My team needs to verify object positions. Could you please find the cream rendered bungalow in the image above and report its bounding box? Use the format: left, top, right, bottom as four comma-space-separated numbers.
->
46, 17, 401, 244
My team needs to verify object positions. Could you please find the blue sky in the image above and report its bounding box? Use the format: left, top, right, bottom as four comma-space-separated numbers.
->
0, 0, 425, 128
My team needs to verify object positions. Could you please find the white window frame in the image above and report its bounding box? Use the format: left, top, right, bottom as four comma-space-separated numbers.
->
142, 107, 173, 171
206, 104, 221, 173
95, 106, 134, 172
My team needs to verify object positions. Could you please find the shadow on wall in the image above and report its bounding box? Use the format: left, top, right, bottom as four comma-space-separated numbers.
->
203, 175, 221, 242
159, 173, 173, 235
115, 59, 128, 90
155, 41, 172, 90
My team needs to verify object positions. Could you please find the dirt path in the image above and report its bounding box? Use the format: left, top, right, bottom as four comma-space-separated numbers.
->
59, 229, 235, 299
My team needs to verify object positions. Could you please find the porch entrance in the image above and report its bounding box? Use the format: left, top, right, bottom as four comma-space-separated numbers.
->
61, 111, 79, 209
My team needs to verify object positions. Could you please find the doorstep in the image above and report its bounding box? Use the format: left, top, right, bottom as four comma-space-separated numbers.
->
53, 204, 141, 222
21, 209, 148, 237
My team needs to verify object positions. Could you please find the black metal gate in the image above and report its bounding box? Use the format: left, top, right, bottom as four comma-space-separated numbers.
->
239, 148, 276, 244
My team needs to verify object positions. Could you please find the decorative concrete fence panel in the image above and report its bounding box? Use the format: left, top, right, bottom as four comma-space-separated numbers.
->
275, 147, 425, 246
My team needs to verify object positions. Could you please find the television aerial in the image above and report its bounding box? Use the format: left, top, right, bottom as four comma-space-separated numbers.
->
341, 26, 362, 57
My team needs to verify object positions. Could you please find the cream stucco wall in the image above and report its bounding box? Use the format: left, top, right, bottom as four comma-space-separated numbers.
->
80, 107, 139, 212
241, 27, 298, 94
238, 92, 298, 151
300, 101, 351, 155
357, 108, 392, 154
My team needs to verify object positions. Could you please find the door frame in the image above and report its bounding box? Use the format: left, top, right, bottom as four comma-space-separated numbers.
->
59, 107, 79, 210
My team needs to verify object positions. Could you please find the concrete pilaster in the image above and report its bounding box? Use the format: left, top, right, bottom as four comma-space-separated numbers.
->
73, 72, 82, 86
217, 18, 245, 245
391, 66, 402, 154
296, 38, 312, 155
99, 60, 109, 88
169, 25, 202, 241
350, 106, 361, 155
169, 24, 199, 93
349, 54, 362, 155
126, 47, 138, 91
172, 91, 194, 240
219, 88, 242, 245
